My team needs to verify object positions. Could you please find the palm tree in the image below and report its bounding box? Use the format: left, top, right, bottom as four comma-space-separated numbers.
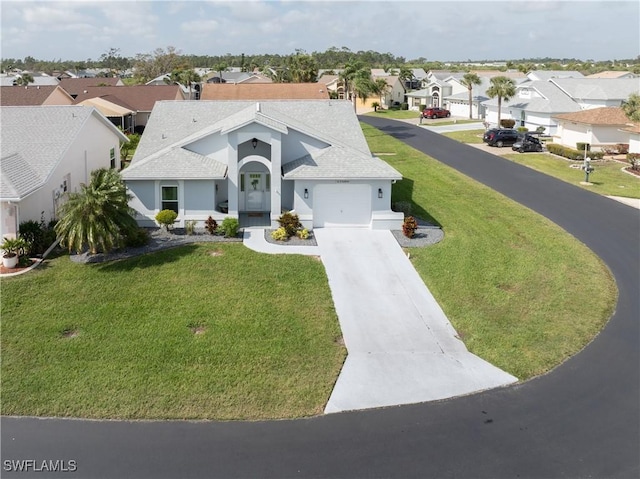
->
486, 76, 517, 127
14, 73, 34, 86
55, 168, 137, 254
286, 53, 318, 83
460, 72, 482, 119
179, 69, 201, 100
372, 77, 390, 107
621, 93, 640, 122
339, 61, 369, 111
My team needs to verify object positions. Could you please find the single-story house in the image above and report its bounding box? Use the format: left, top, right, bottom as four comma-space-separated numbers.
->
623, 123, 640, 154
121, 100, 404, 230
552, 107, 637, 151
0, 73, 60, 87
483, 75, 640, 134
0, 105, 129, 240
0, 85, 74, 106
58, 77, 124, 98
71, 85, 185, 133
200, 83, 330, 101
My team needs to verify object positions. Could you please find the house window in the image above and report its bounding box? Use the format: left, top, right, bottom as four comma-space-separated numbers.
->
240, 174, 245, 192
110, 147, 116, 169
161, 186, 178, 214
266, 174, 270, 191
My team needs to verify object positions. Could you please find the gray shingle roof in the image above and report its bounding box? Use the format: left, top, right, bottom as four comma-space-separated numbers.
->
1, 105, 126, 200
122, 100, 401, 181
550, 78, 640, 101
482, 80, 581, 113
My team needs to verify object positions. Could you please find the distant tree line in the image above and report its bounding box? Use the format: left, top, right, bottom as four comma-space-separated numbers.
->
2, 47, 639, 80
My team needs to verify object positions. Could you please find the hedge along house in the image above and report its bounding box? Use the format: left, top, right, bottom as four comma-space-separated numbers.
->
121, 100, 404, 230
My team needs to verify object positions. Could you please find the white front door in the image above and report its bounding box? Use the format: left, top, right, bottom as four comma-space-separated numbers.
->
245, 173, 264, 211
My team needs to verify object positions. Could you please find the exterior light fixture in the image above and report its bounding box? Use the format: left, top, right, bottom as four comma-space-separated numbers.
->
252, 138, 258, 149
304, 188, 309, 199
378, 188, 383, 198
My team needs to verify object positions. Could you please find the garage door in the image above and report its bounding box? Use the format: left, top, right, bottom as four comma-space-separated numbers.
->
313, 184, 371, 228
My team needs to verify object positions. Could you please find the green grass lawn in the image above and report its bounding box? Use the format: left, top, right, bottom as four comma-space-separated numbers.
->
502, 153, 640, 199
444, 130, 639, 198
364, 122, 617, 379
0, 125, 619, 421
1, 244, 345, 420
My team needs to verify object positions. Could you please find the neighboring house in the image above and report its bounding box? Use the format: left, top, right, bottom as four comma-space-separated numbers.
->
482, 76, 640, 134
204, 71, 272, 84
121, 100, 403, 230
0, 105, 129, 240
380, 76, 406, 108
71, 85, 185, 132
586, 71, 637, 79
58, 77, 124, 98
200, 83, 330, 101
0, 85, 74, 106
552, 107, 637, 151
0, 73, 59, 87
317, 74, 344, 99
623, 123, 640, 154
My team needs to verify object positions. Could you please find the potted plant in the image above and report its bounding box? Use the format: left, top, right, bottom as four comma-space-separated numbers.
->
1, 237, 28, 269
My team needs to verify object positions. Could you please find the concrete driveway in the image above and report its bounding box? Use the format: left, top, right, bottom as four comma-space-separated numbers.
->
314, 228, 517, 413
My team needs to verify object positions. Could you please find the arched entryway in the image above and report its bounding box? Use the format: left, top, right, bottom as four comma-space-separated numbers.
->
238, 158, 271, 227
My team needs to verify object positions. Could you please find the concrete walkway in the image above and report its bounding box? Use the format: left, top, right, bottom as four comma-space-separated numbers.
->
243, 227, 518, 413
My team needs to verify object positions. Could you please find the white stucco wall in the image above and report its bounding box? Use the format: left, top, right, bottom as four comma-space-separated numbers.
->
629, 132, 640, 154
15, 113, 122, 233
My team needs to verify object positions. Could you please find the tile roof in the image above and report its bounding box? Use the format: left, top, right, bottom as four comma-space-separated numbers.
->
586, 71, 635, 79
201, 83, 330, 100
122, 100, 401, 181
71, 85, 184, 111
0, 106, 126, 200
552, 107, 633, 125
0, 85, 71, 106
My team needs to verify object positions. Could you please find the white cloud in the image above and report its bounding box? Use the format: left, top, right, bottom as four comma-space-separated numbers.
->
180, 19, 220, 34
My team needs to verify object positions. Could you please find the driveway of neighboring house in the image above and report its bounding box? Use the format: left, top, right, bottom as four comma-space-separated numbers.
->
314, 228, 517, 413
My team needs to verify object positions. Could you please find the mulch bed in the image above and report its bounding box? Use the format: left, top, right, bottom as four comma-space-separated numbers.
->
0, 259, 38, 275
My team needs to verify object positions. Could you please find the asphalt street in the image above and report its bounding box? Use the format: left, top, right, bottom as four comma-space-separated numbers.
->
2, 117, 638, 479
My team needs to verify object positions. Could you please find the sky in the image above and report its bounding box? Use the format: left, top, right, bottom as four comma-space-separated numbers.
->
1, 0, 639, 63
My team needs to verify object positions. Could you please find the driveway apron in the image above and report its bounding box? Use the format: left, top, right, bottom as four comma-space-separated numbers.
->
315, 228, 517, 413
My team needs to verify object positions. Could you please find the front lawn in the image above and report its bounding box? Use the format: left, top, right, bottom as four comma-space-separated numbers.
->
364, 123, 617, 379
444, 130, 639, 198
1, 244, 345, 420
502, 153, 640, 199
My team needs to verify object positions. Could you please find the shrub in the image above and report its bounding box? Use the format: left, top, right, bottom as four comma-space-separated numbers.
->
185, 220, 197, 235
1, 237, 30, 258
517, 127, 529, 133
124, 227, 150, 248
547, 143, 603, 161
401, 102, 409, 110
219, 217, 239, 237
628, 153, 640, 170
576, 142, 591, 152
204, 216, 218, 235
277, 212, 302, 237
18, 213, 56, 256
500, 119, 515, 128
155, 209, 177, 230
402, 216, 418, 238
296, 228, 310, 240
535, 126, 546, 134
615, 143, 629, 154
271, 227, 288, 241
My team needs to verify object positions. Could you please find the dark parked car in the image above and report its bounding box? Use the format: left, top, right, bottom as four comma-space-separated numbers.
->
482, 128, 500, 143
512, 134, 543, 153
485, 129, 520, 147
422, 107, 451, 119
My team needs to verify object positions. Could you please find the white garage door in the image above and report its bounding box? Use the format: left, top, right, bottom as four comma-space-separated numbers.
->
313, 184, 371, 228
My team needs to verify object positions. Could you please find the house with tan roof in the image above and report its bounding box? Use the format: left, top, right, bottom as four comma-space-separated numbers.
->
0, 106, 128, 240
58, 77, 124, 98
0, 85, 74, 106
201, 83, 329, 101
121, 100, 403, 230
71, 85, 185, 133
552, 107, 637, 151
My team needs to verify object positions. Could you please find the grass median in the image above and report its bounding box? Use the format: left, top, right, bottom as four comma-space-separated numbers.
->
364, 122, 617, 379
1, 244, 345, 420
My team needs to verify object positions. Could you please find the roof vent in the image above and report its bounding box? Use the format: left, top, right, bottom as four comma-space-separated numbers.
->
162, 133, 167, 139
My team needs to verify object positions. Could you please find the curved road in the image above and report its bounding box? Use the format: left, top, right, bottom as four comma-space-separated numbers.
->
2, 118, 638, 478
